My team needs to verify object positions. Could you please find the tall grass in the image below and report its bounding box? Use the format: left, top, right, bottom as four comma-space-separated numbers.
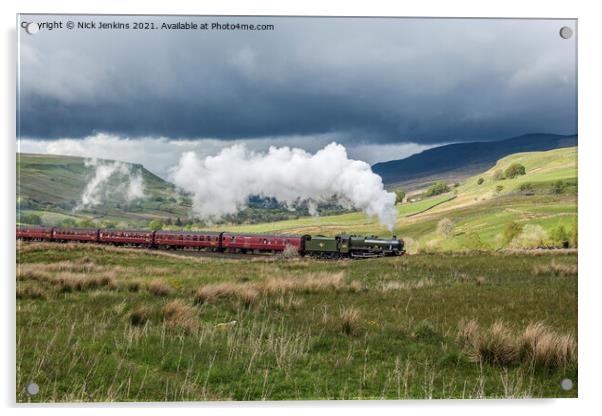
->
532, 261, 577, 276
458, 320, 576, 370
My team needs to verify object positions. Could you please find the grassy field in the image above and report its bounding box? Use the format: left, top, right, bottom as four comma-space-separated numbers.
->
17, 242, 577, 401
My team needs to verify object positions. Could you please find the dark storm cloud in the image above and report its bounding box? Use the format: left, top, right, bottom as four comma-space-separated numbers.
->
18, 16, 576, 144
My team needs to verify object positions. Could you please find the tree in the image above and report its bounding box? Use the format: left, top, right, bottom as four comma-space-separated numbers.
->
175, 217, 183, 226
20, 213, 42, 225
425, 181, 450, 197
437, 218, 454, 238
504, 163, 526, 179
57, 218, 78, 228
148, 220, 164, 231
550, 225, 568, 245
102, 220, 118, 229
79, 218, 95, 228
552, 180, 565, 194
477, 177, 484, 185
395, 189, 406, 205
502, 221, 523, 245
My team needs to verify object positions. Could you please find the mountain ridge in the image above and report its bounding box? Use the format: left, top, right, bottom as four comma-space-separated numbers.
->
372, 133, 577, 188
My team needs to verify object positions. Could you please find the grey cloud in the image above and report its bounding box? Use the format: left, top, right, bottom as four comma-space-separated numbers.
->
18, 16, 577, 144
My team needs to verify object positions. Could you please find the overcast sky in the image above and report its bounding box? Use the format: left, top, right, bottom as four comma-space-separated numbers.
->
18, 15, 576, 176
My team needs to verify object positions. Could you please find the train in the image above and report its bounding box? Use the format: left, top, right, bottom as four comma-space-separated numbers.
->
16, 226, 405, 258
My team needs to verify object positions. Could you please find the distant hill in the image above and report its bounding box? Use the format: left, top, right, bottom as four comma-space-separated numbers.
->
372, 133, 577, 189
16, 153, 352, 228
17, 153, 191, 226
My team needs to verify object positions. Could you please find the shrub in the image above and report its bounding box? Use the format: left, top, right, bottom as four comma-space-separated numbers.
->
148, 279, 172, 296
495, 185, 504, 193
569, 225, 578, 248
129, 305, 151, 326
19, 213, 43, 225
510, 225, 548, 248
477, 177, 484, 185
148, 220, 164, 231
504, 163, 526, 179
57, 218, 78, 228
436, 218, 454, 238
502, 222, 523, 245
425, 181, 450, 197
549, 225, 568, 245
79, 218, 95, 228
466, 232, 487, 250
518, 183, 534, 193
395, 189, 406, 204
412, 320, 442, 343
551, 180, 566, 194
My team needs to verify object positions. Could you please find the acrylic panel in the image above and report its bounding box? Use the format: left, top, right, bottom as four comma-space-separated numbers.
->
16, 15, 577, 402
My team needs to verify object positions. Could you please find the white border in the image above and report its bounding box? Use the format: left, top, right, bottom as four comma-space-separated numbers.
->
2, 1, 601, 415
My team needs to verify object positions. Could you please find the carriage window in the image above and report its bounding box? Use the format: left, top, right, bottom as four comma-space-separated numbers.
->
178, 235, 183, 240
200, 236, 204, 241
186, 235, 191, 240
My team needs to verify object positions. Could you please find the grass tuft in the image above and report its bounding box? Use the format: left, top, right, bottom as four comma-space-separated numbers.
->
16, 284, 47, 300
129, 305, 151, 326
340, 306, 360, 336
164, 300, 199, 333
458, 319, 576, 369
532, 261, 577, 276
148, 279, 172, 296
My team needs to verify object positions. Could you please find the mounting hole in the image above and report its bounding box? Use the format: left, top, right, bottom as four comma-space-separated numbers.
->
560, 378, 573, 391
25, 22, 39, 35
559, 26, 573, 40
26, 382, 39, 395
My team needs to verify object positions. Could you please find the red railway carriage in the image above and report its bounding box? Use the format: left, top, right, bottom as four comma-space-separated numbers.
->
53, 228, 99, 242
221, 232, 305, 254
16, 226, 53, 241
98, 229, 154, 246
154, 230, 222, 250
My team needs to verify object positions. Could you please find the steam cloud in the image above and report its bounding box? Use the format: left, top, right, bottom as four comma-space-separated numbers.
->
169, 143, 397, 230
76, 159, 145, 210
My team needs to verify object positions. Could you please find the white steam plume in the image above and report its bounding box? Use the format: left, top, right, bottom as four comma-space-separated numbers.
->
169, 143, 397, 230
76, 159, 145, 210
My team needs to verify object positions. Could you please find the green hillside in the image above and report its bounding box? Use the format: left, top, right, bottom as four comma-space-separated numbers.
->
209, 147, 577, 252
16, 147, 577, 251
17, 153, 191, 227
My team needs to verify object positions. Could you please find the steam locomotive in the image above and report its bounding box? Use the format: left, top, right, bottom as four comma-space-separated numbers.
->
16, 226, 405, 258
